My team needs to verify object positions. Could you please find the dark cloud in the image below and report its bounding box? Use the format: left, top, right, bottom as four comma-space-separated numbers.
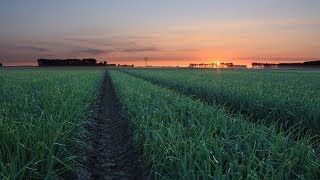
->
65, 38, 113, 46
0, 45, 49, 52
120, 47, 160, 52
65, 37, 160, 53
76, 47, 113, 55
19, 46, 49, 52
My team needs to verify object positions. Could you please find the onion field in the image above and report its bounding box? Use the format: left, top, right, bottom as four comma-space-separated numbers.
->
0, 68, 104, 179
1, 67, 319, 179
109, 69, 320, 179
120, 68, 320, 135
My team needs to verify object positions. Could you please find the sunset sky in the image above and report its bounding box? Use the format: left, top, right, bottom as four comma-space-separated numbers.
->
0, 0, 319, 66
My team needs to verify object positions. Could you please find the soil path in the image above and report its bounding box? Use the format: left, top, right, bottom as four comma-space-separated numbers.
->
79, 71, 142, 179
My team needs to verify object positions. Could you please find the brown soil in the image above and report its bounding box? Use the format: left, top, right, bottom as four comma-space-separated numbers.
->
78, 71, 142, 179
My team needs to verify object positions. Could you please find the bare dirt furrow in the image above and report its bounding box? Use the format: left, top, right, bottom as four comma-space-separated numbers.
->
79, 71, 142, 179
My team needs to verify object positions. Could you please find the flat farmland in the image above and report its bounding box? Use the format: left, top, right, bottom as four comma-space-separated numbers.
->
110, 69, 320, 179
1, 67, 320, 179
0, 68, 104, 179
120, 68, 320, 135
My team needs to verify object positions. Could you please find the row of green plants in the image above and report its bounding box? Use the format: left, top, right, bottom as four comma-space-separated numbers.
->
120, 68, 320, 135
0, 68, 104, 179
110, 70, 320, 179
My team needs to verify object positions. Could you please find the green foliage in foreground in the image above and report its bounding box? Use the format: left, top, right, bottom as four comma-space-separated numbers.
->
110, 70, 320, 179
121, 69, 320, 135
0, 68, 104, 179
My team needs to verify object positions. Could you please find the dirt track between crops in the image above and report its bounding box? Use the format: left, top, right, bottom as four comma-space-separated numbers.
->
78, 71, 142, 179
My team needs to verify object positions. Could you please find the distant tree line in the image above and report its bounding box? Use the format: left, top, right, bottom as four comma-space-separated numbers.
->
0, 63, 3, 67
106, 63, 134, 67
252, 60, 320, 69
189, 62, 247, 69
37, 58, 107, 67
189, 62, 233, 68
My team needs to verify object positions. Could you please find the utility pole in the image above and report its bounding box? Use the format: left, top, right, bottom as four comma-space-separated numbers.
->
144, 57, 148, 67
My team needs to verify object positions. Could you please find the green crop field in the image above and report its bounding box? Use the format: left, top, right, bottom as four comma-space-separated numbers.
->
120, 68, 320, 136
0, 68, 104, 179
109, 69, 320, 179
1, 67, 320, 179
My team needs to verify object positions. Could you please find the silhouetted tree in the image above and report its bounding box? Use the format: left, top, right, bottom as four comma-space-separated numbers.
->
252, 60, 320, 69
303, 60, 320, 66
37, 58, 106, 67
82, 58, 97, 65
0, 63, 3, 67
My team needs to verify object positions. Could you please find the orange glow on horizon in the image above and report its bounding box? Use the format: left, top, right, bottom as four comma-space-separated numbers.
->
2, 46, 318, 67
3, 58, 313, 68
